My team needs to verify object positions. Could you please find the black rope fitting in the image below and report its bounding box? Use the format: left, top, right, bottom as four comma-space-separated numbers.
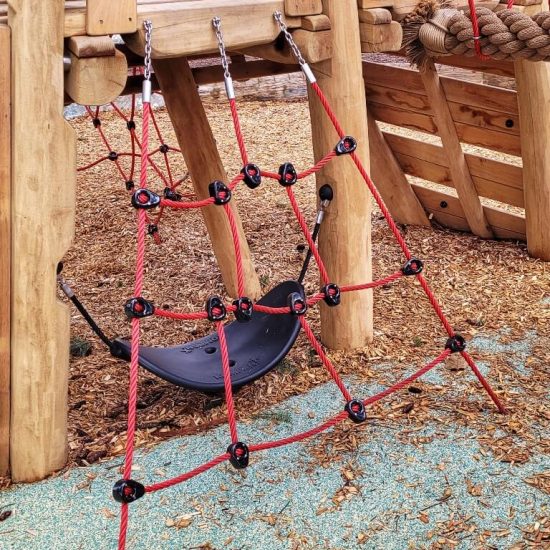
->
163, 187, 182, 201
112, 479, 145, 504
345, 399, 367, 423
288, 292, 307, 316
402, 258, 424, 276
445, 334, 466, 353
241, 163, 262, 189
147, 224, 159, 236
208, 181, 232, 205
278, 162, 297, 187
92, 118, 101, 128
108, 151, 119, 161
322, 283, 341, 307
335, 136, 357, 156
124, 297, 155, 319
127, 120, 136, 131
233, 297, 253, 323
131, 189, 161, 209
125, 180, 135, 191
227, 442, 249, 469
159, 144, 170, 154
206, 296, 227, 322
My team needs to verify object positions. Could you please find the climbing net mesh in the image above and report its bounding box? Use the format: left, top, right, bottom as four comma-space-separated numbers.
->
76, 14, 506, 550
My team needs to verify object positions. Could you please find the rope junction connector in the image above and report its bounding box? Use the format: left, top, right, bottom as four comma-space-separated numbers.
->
108, 151, 119, 161
288, 292, 307, 315
147, 223, 158, 236
233, 297, 253, 323
402, 258, 424, 276
206, 296, 227, 322
241, 163, 262, 189
445, 334, 466, 353
335, 136, 357, 156
124, 297, 155, 319
125, 180, 135, 191
131, 189, 161, 209
345, 399, 367, 423
112, 479, 145, 504
322, 283, 341, 307
227, 442, 250, 469
163, 187, 182, 201
278, 162, 298, 187
208, 181, 232, 205
92, 118, 101, 128
127, 120, 136, 131
159, 144, 170, 154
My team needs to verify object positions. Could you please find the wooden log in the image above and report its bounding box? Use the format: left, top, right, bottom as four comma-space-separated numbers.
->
284, 0, 322, 15
239, 28, 333, 64
86, 0, 137, 35
358, 8, 392, 23
367, 114, 430, 225
360, 21, 402, 52
497, 0, 540, 6
123, 1, 301, 59
301, 14, 331, 31
308, 0, 373, 349
153, 57, 261, 299
65, 49, 128, 105
10, 0, 76, 482
67, 34, 115, 57
420, 60, 494, 238
358, 0, 394, 8
0, 25, 10, 477
515, 59, 550, 259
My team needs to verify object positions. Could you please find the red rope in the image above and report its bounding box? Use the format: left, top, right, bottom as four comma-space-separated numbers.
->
224, 204, 245, 297
229, 98, 249, 165
217, 322, 239, 443
297, 150, 336, 179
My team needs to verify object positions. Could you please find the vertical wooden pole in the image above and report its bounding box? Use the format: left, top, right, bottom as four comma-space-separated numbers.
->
515, 60, 550, 261
308, 0, 373, 349
10, 0, 75, 482
153, 57, 261, 299
0, 24, 11, 477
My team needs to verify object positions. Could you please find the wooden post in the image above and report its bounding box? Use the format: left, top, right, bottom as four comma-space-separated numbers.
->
10, 0, 75, 482
515, 60, 550, 260
153, 57, 261, 299
308, 0, 373, 349
0, 24, 10, 477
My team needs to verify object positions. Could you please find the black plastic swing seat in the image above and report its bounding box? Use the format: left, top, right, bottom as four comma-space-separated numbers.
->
111, 281, 303, 393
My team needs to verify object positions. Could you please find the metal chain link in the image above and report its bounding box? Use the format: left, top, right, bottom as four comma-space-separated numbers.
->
273, 11, 306, 66
212, 17, 231, 79
143, 20, 153, 81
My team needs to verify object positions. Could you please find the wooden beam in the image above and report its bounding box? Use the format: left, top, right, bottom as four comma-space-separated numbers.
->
64, 48, 128, 105
360, 21, 402, 52
358, 8, 392, 23
67, 34, 115, 57
515, 59, 550, 260
153, 56, 261, 299
301, 14, 331, 31
86, 0, 137, 35
308, 0, 373, 349
358, 0, 394, 8
284, 0, 323, 15
0, 25, 10, 477
10, 0, 76, 482
420, 60, 494, 238
367, 113, 430, 226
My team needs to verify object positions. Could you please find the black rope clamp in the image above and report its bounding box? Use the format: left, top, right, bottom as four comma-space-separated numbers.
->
278, 162, 297, 187
92, 118, 101, 128
163, 187, 182, 201
127, 120, 136, 131
233, 297, 253, 323
288, 292, 307, 316
227, 442, 249, 469
112, 479, 145, 504
124, 297, 155, 319
445, 334, 466, 353
402, 258, 424, 276
131, 189, 161, 210
159, 144, 170, 154
125, 180, 135, 191
108, 151, 119, 161
206, 296, 227, 322
241, 163, 262, 189
208, 181, 232, 205
147, 223, 159, 236
335, 136, 357, 156
322, 283, 341, 307
345, 399, 367, 423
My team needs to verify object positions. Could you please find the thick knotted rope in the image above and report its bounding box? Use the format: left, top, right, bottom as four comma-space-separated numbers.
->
403, 0, 550, 67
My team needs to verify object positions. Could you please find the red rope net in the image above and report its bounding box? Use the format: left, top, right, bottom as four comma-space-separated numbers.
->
77, 46, 507, 550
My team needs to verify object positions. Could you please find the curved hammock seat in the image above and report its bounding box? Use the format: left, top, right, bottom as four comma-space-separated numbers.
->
111, 280, 303, 393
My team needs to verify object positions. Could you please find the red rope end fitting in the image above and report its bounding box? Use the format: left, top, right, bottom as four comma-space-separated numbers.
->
345, 399, 367, 423
112, 479, 145, 504
227, 442, 249, 469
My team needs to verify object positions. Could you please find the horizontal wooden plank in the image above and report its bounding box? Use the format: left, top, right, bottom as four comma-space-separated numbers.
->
384, 132, 524, 207
367, 102, 521, 156
411, 184, 526, 240
363, 61, 518, 115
